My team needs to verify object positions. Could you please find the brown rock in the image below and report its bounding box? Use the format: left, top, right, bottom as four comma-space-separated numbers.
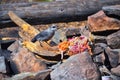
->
88, 10, 120, 32
7, 40, 20, 52
10, 47, 47, 74
50, 52, 100, 80
111, 65, 120, 76
107, 30, 120, 49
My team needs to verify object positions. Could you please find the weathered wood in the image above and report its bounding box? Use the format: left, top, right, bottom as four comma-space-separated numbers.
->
0, 0, 120, 28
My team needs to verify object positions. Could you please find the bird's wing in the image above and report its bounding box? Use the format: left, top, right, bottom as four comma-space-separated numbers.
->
35, 31, 49, 40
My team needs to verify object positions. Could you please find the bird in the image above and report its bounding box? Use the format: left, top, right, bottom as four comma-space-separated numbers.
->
31, 24, 58, 43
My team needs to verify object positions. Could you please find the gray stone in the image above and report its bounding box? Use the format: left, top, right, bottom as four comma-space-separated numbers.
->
93, 52, 105, 65
94, 43, 107, 55
0, 49, 11, 60
4, 69, 52, 80
107, 30, 120, 49
111, 75, 120, 80
52, 29, 67, 44
94, 35, 107, 43
111, 65, 120, 76
105, 47, 120, 67
0, 56, 6, 73
65, 27, 81, 37
50, 52, 100, 80
0, 73, 9, 80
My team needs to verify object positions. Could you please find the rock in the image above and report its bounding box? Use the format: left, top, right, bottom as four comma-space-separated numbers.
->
10, 47, 47, 74
4, 69, 52, 80
93, 43, 107, 64
114, 49, 120, 64
103, 5, 120, 19
0, 40, 15, 50
7, 69, 51, 80
7, 40, 21, 52
111, 75, 120, 80
94, 35, 107, 43
106, 30, 120, 49
52, 29, 67, 44
93, 43, 107, 55
66, 26, 91, 38
4, 72, 35, 80
65, 27, 81, 37
50, 52, 100, 80
88, 10, 120, 32
0, 49, 11, 60
93, 52, 105, 65
105, 47, 120, 68
0, 73, 9, 80
0, 50, 12, 74
111, 65, 120, 76
0, 56, 6, 73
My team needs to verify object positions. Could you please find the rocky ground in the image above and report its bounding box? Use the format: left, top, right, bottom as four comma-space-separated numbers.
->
0, 5, 120, 80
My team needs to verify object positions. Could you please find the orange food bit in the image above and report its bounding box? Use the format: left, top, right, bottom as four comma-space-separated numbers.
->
58, 41, 70, 52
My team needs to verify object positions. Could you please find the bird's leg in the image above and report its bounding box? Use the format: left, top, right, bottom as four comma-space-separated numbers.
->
45, 41, 49, 45
60, 51, 64, 60
39, 41, 43, 47
45, 40, 52, 46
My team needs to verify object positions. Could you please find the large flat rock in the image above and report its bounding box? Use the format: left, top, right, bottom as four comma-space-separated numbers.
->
50, 52, 100, 80
88, 10, 120, 32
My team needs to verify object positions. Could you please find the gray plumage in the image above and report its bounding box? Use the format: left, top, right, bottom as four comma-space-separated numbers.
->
31, 24, 57, 42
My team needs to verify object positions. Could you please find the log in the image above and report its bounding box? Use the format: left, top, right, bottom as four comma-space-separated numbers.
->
102, 5, 120, 19
0, 0, 120, 28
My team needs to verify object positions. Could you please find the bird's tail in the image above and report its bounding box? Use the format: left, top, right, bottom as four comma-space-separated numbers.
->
31, 38, 37, 43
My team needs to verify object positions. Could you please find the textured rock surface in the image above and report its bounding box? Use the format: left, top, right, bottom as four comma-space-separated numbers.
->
93, 52, 105, 65
7, 40, 20, 52
65, 27, 81, 37
50, 52, 100, 80
52, 29, 67, 44
88, 10, 120, 32
107, 30, 120, 49
0, 73, 9, 80
0, 56, 6, 73
105, 47, 120, 68
93, 43, 107, 55
10, 47, 47, 74
111, 65, 120, 76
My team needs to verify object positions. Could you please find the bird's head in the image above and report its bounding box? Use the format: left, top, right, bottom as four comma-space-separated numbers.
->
49, 24, 58, 31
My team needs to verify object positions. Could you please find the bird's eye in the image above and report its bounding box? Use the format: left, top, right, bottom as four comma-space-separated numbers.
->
52, 26, 56, 28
